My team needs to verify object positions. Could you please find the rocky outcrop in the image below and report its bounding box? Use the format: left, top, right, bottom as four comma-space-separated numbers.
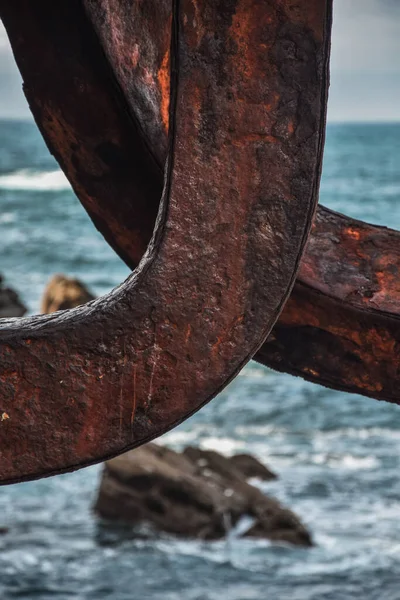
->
41, 274, 95, 313
0, 275, 27, 317
183, 447, 277, 482
94, 444, 311, 546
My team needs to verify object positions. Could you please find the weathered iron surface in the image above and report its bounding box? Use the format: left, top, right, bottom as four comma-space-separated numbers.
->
83, 0, 400, 403
5, 0, 397, 404
0, 0, 161, 268
85, 0, 172, 167
258, 208, 400, 403
0, 0, 329, 483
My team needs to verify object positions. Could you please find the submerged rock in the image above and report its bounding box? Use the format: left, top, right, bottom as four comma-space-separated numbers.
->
41, 273, 95, 313
94, 444, 311, 546
0, 274, 27, 317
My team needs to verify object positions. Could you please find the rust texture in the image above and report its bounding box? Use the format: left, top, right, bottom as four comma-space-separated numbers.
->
4, 0, 397, 404
0, 0, 161, 267
0, 0, 330, 483
85, 0, 172, 166
258, 209, 400, 402
83, 0, 400, 402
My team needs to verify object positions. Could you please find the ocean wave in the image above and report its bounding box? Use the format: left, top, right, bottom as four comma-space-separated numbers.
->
0, 169, 70, 191
311, 452, 379, 470
162, 428, 245, 455
0, 212, 16, 224
314, 427, 400, 441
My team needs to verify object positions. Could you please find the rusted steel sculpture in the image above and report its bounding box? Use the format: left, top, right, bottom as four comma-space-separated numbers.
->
0, 0, 330, 483
258, 209, 400, 401
83, 0, 400, 403
6, 0, 397, 404
1, 1, 161, 267
76, 0, 400, 403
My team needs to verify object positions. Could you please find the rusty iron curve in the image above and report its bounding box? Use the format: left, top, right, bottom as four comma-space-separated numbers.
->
3, 0, 397, 407
82, 0, 400, 404
15, 0, 399, 405
0, 0, 330, 483
76, 0, 400, 404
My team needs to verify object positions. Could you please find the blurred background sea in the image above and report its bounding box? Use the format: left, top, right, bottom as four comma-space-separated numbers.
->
0, 119, 400, 599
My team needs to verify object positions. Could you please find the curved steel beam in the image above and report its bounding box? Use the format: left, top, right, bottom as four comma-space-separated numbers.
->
1, 1, 161, 268
6, 0, 396, 404
0, 0, 329, 483
67, 0, 400, 403
82, 0, 400, 404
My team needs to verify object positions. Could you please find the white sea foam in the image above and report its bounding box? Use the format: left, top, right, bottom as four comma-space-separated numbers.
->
162, 428, 245, 455
0, 169, 70, 191
200, 436, 245, 454
0, 212, 16, 224
314, 427, 400, 441
312, 452, 379, 470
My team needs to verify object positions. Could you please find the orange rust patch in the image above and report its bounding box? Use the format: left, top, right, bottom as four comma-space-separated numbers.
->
303, 367, 319, 377
158, 49, 170, 133
265, 93, 280, 113
345, 228, 361, 240
230, 4, 254, 81
287, 121, 295, 135
212, 336, 223, 355
131, 43, 140, 68
351, 374, 384, 394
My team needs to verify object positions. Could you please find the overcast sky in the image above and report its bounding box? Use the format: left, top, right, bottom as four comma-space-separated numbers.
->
0, 0, 399, 122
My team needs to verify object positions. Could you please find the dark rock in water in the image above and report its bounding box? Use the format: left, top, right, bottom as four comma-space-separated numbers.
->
41, 274, 95, 313
94, 443, 311, 546
230, 452, 277, 480
0, 274, 27, 318
184, 447, 277, 481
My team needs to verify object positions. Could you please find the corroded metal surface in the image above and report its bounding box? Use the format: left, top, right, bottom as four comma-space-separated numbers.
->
257, 209, 400, 402
4, 0, 396, 404
0, 0, 330, 483
85, 0, 172, 167
0, 0, 161, 268
82, 0, 400, 402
